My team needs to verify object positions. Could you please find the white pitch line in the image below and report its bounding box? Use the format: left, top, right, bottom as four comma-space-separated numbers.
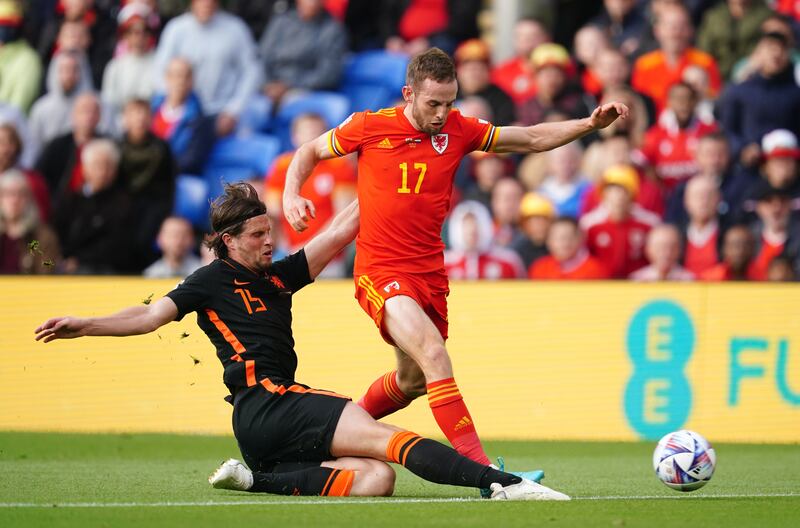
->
0, 493, 798, 508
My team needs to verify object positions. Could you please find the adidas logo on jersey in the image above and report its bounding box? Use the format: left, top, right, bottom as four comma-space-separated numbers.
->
378, 138, 393, 149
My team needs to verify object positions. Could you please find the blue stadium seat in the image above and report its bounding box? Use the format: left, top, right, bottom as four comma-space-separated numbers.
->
173, 174, 210, 229
340, 51, 409, 113
237, 94, 273, 135
205, 134, 281, 176
274, 91, 352, 151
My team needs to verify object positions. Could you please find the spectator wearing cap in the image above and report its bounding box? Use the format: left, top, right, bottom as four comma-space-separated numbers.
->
150, 57, 215, 175
580, 164, 661, 278
747, 182, 800, 280
528, 216, 609, 280
719, 31, 800, 168
259, 0, 348, 107
517, 43, 591, 126
0, 0, 42, 113
491, 17, 551, 105
510, 192, 555, 269
580, 135, 666, 218
538, 142, 591, 219
101, 4, 157, 129
631, 4, 722, 114
455, 39, 516, 126
154, 0, 260, 137
0, 169, 60, 274
143, 216, 202, 279
590, 0, 648, 57
744, 129, 800, 204
28, 50, 91, 152
637, 82, 718, 193
444, 200, 525, 280
265, 112, 356, 278
490, 176, 525, 248
700, 224, 756, 280
629, 224, 695, 281
53, 138, 136, 274
697, 0, 773, 79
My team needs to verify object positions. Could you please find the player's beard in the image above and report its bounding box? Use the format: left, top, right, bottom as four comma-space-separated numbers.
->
411, 103, 444, 135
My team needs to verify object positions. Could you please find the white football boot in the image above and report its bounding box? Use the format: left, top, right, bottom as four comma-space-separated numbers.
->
489, 478, 571, 501
208, 459, 254, 491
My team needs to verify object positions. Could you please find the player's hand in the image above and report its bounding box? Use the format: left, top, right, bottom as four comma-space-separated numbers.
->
34, 317, 89, 343
589, 102, 629, 130
283, 193, 316, 232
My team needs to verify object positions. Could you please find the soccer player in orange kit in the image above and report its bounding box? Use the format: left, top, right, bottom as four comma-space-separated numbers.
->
283, 48, 627, 472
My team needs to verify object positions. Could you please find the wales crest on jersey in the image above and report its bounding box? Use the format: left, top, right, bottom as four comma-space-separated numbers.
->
431, 134, 448, 154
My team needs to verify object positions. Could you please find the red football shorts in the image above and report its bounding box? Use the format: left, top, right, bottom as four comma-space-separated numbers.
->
354, 269, 450, 345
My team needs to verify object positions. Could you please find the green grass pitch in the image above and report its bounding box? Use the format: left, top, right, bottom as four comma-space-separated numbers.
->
0, 432, 798, 527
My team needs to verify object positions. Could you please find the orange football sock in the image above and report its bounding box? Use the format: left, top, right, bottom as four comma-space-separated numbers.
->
357, 370, 413, 419
426, 377, 491, 466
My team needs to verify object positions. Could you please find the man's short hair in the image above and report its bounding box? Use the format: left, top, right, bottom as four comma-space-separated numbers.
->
406, 47, 456, 89
206, 182, 267, 258
81, 138, 120, 167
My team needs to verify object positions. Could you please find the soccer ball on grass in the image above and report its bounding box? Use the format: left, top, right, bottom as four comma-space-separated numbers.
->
652, 429, 716, 491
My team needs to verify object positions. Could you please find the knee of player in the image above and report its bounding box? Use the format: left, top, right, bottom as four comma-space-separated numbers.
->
419, 344, 452, 375
359, 461, 395, 497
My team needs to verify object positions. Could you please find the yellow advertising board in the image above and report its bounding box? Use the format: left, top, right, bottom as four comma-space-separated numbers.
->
0, 277, 798, 442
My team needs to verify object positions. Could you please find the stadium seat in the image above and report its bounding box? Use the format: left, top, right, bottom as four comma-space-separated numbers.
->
340, 50, 409, 113
237, 94, 273, 136
274, 91, 351, 151
202, 134, 281, 201
173, 174, 210, 229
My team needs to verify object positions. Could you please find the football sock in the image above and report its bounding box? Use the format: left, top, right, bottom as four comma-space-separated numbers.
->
357, 370, 413, 419
426, 378, 491, 465
386, 431, 521, 489
250, 467, 354, 496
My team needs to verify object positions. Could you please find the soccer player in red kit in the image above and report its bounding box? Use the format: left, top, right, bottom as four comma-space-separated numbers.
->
283, 48, 627, 471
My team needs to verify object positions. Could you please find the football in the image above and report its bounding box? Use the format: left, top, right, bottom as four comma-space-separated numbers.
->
652, 430, 716, 491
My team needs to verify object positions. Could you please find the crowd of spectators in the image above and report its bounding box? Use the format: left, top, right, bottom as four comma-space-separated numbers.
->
0, 0, 799, 283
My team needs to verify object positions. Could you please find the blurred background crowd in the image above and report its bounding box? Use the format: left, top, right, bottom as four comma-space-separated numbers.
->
1, 0, 799, 282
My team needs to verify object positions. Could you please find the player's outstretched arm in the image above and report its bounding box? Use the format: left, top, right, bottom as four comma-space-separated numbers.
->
304, 199, 359, 280
35, 297, 179, 343
493, 102, 629, 154
283, 131, 337, 233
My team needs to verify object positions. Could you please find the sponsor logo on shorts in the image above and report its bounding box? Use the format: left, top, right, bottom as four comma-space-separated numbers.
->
383, 281, 400, 293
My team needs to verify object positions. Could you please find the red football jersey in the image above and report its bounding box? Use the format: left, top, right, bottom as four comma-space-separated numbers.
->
329, 106, 499, 274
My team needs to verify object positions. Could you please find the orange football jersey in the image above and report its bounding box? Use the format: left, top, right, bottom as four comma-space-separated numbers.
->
329, 106, 499, 274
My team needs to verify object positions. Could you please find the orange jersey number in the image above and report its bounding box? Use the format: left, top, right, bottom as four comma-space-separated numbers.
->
234, 288, 267, 314
397, 162, 428, 194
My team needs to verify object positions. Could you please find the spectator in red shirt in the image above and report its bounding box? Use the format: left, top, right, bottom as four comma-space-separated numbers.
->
630, 223, 695, 281
573, 25, 611, 99
444, 200, 525, 280
0, 123, 50, 222
638, 81, 718, 193
680, 175, 724, 276
631, 4, 722, 113
528, 216, 609, 280
748, 183, 800, 280
491, 17, 551, 105
700, 224, 755, 281
580, 163, 661, 278
266, 112, 356, 277
511, 192, 555, 269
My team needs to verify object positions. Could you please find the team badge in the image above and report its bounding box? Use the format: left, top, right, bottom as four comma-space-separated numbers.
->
269, 276, 286, 289
431, 134, 448, 154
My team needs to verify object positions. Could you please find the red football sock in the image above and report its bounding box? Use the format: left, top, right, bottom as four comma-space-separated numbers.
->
357, 370, 413, 419
426, 378, 491, 466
